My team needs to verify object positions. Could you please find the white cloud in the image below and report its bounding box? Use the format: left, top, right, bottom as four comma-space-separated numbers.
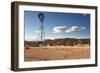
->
25, 35, 39, 41
34, 30, 39, 34
46, 35, 66, 40
65, 26, 85, 33
53, 26, 67, 33
53, 25, 85, 33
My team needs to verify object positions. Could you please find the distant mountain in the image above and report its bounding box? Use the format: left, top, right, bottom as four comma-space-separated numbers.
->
25, 38, 90, 47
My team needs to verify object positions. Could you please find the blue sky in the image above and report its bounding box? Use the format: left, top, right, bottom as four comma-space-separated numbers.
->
24, 11, 90, 41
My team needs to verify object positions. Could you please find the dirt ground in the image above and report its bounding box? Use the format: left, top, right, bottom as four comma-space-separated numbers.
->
24, 46, 90, 61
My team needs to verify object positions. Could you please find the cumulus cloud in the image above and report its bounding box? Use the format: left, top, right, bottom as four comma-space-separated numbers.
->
53, 26, 67, 33
46, 35, 66, 40
34, 30, 39, 34
53, 25, 85, 33
65, 26, 85, 33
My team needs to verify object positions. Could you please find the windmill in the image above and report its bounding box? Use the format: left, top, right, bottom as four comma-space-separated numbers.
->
38, 12, 45, 48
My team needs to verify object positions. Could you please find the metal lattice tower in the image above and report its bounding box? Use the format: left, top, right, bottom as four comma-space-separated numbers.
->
38, 13, 45, 48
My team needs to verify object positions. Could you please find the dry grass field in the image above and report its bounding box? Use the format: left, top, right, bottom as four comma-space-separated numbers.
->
24, 45, 90, 61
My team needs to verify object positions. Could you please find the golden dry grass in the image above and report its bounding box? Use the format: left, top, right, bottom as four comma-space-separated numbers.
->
24, 45, 90, 61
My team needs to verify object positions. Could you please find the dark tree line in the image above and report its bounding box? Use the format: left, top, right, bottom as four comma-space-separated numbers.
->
25, 38, 90, 48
